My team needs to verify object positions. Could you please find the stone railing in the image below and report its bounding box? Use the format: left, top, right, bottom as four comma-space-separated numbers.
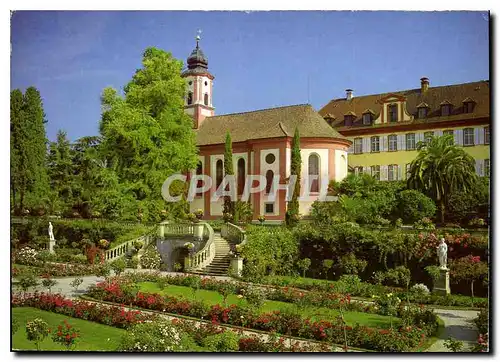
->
184, 222, 215, 272
105, 235, 150, 262
158, 221, 196, 238
221, 222, 247, 245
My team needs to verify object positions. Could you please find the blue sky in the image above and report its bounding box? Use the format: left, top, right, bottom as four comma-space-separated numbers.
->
11, 11, 489, 141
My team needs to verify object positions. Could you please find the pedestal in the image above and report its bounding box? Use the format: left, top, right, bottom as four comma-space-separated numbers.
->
433, 268, 451, 295
230, 257, 244, 277
48, 239, 56, 254
194, 223, 204, 241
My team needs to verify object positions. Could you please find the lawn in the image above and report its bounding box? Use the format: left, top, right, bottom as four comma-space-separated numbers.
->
12, 307, 125, 351
137, 281, 398, 329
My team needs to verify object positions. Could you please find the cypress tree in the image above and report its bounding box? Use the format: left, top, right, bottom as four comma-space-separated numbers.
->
286, 127, 301, 226
10, 89, 25, 212
23, 87, 49, 210
223, 131, 234, 219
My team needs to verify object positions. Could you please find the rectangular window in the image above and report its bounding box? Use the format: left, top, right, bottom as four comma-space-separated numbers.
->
463, 128, 474, 146
388, 135, 397, 151
354, 138, 363, 154
484, 127, 490, 145
388, 165, 397, 181
441, 105, 451, 116
485, 159, 490, 177
354, 166, 363, 176
443, 130, 454, 137
371, 136, 380, 152
418, 107, 427, 119
464, 102, 474, 113
406, 163, 411, 179
406, 133, 416, 150
371, 165, 380, 181
389, 104, 398, 122
424, 131, 434, 144
264, 203, 274, 214
363, 113, 372, 125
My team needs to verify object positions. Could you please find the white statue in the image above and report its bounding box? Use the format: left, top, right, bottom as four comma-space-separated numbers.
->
48, 222, 55, 241
437, 238, 448, 269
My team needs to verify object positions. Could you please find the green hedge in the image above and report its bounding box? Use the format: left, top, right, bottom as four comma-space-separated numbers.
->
11, 217, 151, 250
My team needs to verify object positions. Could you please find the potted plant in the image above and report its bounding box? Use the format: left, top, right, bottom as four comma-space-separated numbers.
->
184, 242, 195, 255
257, 215, 266, 225
97, 239, 110, 250
187, 212, 198, 223
194, 209, 204, 220
223, 212, 233, 223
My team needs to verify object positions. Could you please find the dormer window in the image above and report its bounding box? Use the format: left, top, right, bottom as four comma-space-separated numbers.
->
344, 112, 356, 126
416, 102, 429, 119
462, 98, 476, 113
362, 109, 374, 125
388, 104, 398, 122
323, 113, 335, 126
440, 101, 453, 116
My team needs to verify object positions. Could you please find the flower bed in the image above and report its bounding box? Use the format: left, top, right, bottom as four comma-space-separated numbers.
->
249, 275, 488, 308
86, 280, 438, 352
12, 292, 153, 328
13, 263, 100, 278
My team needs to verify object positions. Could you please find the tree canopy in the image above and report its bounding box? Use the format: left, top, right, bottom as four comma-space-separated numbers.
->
407, 134, 477, 224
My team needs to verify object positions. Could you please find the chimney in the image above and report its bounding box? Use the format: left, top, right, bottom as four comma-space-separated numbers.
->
420, 77, 429, 93
346, 89, 353, 101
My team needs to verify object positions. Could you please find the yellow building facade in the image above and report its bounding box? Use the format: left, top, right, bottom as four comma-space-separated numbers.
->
319, 78, 490, 180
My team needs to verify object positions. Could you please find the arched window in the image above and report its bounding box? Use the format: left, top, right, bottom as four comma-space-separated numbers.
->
237, 158, 245, 195
195, 161, 203, 197
308, 154, 320, 193
216, 159, 223, 189
265, 170, 274, 194
204, 93, 209, 106
187, 92, 193, 105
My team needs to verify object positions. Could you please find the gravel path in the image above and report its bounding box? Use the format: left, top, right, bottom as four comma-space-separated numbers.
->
425, 309, 479, 352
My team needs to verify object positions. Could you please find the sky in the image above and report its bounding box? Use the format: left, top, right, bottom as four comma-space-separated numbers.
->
11, 11, 490, 142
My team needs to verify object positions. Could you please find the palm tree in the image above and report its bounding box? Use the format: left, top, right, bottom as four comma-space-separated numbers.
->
407, 134, 477, 224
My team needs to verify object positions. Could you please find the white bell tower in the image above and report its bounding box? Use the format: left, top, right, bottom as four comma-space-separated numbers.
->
182, 30, 215, 129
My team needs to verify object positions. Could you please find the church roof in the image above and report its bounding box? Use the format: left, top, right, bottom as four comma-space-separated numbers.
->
196, 104, 348, 146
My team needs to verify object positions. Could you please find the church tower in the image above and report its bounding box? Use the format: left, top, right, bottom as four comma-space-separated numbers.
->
182, 32, 215, 129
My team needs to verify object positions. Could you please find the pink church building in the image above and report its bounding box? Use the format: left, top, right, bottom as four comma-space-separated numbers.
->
183, 37, 351, 222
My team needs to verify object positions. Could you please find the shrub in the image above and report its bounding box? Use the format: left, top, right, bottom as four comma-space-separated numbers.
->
473, 309, 488, 335
17, 271, 39, 294
14, 247, 39, 266
242, 286, 266, 309
397, 190, 436, 224
37, 250, 56, 264
69, 254, 88, 264
120, 320, 195, 352
110, 258, 126, 276
140, 246, 161, 269
202, 331, 239, 352
338, 253, 367, 275
25, 318, 49, 350
444, 337, 464, 352
410, 283, 430, 297
241, 226, 298, 278
70, 277, 84, 292
12, 318, 20, 335
51, 320, 79, 350
129, 255, 139, 269
41, 275, 58, 293
296, 258, 311, 278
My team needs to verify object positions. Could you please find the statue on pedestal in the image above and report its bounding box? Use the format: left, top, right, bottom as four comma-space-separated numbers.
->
437, 237, 448, 269
48, 222, 55, 241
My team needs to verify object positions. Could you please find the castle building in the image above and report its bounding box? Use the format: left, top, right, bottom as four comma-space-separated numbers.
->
182, 36, 351, 221
319, 78, 490, 180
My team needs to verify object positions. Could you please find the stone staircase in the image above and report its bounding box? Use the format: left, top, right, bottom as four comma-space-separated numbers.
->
191, 233, 232, 276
